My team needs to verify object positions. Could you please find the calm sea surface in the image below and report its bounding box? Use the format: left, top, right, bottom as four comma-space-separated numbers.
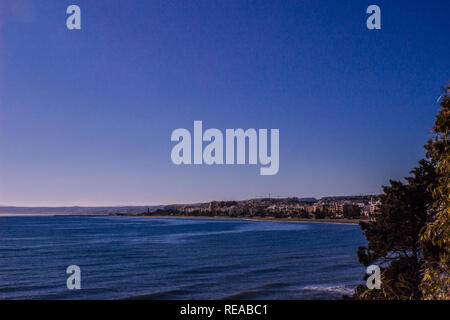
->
0, 216, 367, 299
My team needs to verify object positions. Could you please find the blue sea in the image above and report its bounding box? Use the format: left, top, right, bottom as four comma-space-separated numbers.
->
0, 216, 367, 299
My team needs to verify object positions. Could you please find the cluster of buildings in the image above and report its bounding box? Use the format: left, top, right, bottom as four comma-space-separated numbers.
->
159, 196, 381, 220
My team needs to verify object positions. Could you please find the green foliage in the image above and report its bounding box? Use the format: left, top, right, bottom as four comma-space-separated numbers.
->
420, 85, 450, 299
354, 84, 450, 300
314, 210, 326, 219
354, 160, 437, 299
353, 257, 423, 299
343, 205, 361, 218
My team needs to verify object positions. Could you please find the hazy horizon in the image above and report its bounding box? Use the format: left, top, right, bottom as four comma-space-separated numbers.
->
0, 193, 375, 208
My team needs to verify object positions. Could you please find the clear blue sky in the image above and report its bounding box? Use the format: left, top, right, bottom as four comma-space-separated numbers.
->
0, 0, 449, 206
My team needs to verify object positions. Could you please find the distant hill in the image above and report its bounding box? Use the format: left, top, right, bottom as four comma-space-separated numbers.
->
0, 206, 164, 216
320, 195, 379, 201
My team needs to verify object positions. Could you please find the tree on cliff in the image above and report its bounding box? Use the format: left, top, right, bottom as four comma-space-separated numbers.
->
353, 84, 449, 300
420, 85, 450, 299
353, 159, 437, 299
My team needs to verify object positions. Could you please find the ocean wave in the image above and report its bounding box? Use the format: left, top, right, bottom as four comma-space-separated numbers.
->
260, 282, 291, 289
124, 288, 191, 300
222, 290, 263, 299
182, 265, 239, 275
300, 284, 355, 295
244, 267, 284, 275
155, 222, 309, 244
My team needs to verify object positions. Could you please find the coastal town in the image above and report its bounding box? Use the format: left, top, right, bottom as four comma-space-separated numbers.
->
136, 196, 381, 221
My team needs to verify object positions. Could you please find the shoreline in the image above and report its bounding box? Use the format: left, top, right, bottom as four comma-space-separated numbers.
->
113, 214, 368, 225
0, 213, 368, 225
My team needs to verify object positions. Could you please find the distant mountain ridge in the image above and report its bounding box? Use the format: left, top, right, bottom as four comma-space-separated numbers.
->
0, 206, 164, 215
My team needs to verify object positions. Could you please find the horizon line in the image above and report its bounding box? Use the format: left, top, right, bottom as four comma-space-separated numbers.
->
0, 193, 381, 208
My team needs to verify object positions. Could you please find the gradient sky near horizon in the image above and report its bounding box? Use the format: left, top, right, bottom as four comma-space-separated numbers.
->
0, 0, 449, 206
